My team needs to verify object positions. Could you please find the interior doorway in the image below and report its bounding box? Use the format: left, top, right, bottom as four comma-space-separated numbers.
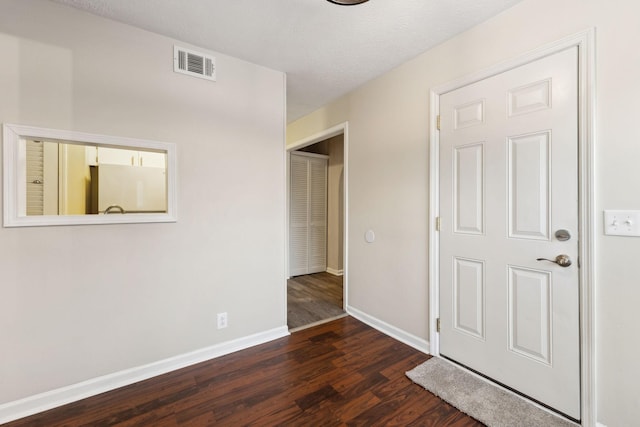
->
287, 123, 348, 331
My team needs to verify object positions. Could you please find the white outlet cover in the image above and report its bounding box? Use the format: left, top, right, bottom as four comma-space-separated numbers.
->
365, 229, 375, 243
217, 312, 228, 329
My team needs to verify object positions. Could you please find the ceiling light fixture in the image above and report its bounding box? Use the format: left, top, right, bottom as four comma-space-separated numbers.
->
327, 0, 369, 5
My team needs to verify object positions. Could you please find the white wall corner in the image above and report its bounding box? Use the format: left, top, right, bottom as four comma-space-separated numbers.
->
0, 326, 289, 425
347, 306, 430, 354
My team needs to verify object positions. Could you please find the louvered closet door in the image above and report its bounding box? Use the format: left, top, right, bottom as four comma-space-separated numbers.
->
290, 154, 309, 277
26, 140, 45, 215
25, 140, 59, 215
290, 152, 328, 277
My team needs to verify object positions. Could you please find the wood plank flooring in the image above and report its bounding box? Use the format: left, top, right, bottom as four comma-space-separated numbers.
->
4, 317, 482, 426
287, 272, 344, 330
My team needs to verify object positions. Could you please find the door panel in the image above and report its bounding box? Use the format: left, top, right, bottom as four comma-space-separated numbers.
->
439, 47, 580, 419
453, 257, 485, 339
508, 266, 552, 364
508, 131, 550, 239
454, 143, 484, 234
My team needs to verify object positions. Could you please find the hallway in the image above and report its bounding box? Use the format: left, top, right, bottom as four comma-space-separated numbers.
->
287, 272, 344, 330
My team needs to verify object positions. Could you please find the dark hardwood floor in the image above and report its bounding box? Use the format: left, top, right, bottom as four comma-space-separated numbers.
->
5, 317, 482, 426
287, 272, 344, 330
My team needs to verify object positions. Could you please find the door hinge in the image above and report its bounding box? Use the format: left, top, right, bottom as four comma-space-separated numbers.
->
436, 115, 441, 131
435, 216, 440, 231
436, 317, 441, 333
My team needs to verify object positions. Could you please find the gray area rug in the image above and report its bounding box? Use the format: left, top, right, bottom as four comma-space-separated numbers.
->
406, 357, 576, 427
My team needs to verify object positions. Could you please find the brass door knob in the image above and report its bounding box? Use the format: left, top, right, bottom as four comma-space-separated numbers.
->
536, 254, 572, 267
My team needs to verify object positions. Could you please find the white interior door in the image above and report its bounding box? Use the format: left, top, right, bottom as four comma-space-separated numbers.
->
439, 47, 580, 419
290, 152, 328, 277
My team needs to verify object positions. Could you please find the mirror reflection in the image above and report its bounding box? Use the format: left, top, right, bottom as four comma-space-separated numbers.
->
24, 140, 167, 216
4, 123, 176, 227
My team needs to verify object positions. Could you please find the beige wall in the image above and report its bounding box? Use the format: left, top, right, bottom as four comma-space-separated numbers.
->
42, 141, 59, 215
299, 139, 330, 155
0, 0, 285, 407
61, 143, 89, 214
287, 0, 640, 425
327, 135, 344, 273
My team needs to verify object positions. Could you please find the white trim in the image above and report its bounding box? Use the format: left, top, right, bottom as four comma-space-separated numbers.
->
326, 267, 344, 276
428, 88, 441, 357
343, 123, 349, 310
577, 28, 597, 427
288, 313, 348, 333
282, 72, 289, 334
428, 29, 596, 426
595, 423, 608, 427
58, 144, 69, 214
290, 151, 330, 160
288, 123, 346, 151
347, 306, 430, 354
287, 122, 349, 311
0, 326, 289, 425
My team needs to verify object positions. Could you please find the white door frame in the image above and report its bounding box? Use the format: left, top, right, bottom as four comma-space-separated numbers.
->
286, 122, 349, 311
428, 30, 596, 426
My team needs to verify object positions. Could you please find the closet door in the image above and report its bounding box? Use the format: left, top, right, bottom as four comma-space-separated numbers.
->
290, 152, 328, 277
290, 154, 309, 277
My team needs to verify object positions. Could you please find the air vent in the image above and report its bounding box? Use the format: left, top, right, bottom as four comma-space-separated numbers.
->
173, 46, 216, 81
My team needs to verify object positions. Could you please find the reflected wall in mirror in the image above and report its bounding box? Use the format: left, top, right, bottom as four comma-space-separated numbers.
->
4, 124, 177, 227
25, 142, 167, 215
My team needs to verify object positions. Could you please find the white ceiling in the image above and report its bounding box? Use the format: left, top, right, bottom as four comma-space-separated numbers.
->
51, 0, 523, 122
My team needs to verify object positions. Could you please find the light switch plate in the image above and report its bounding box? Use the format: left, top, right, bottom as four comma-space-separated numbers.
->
604, 210, 640, 236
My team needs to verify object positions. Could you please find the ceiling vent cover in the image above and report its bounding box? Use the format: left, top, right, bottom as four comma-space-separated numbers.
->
174, 46, 216, 81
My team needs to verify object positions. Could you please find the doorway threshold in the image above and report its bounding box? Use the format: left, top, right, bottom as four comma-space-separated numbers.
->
289, 313, 348, 333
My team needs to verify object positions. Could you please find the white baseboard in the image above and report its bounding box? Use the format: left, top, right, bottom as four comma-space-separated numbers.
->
596, 423, 608, 427
326, 267, 344, 276
0, 326, 289, 425
346, 306, 430, 354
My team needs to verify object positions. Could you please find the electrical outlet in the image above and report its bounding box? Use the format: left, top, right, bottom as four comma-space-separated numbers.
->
217, 312, 228, 329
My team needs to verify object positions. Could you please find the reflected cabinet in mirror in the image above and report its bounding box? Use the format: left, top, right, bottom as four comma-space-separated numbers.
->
3, 123, 177, 227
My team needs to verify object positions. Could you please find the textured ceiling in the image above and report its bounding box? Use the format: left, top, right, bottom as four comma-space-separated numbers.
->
51, 0, 523, 122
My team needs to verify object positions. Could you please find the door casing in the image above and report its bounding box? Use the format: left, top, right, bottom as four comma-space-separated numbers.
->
428, 30, 596, 426
286, 122, 349, 314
